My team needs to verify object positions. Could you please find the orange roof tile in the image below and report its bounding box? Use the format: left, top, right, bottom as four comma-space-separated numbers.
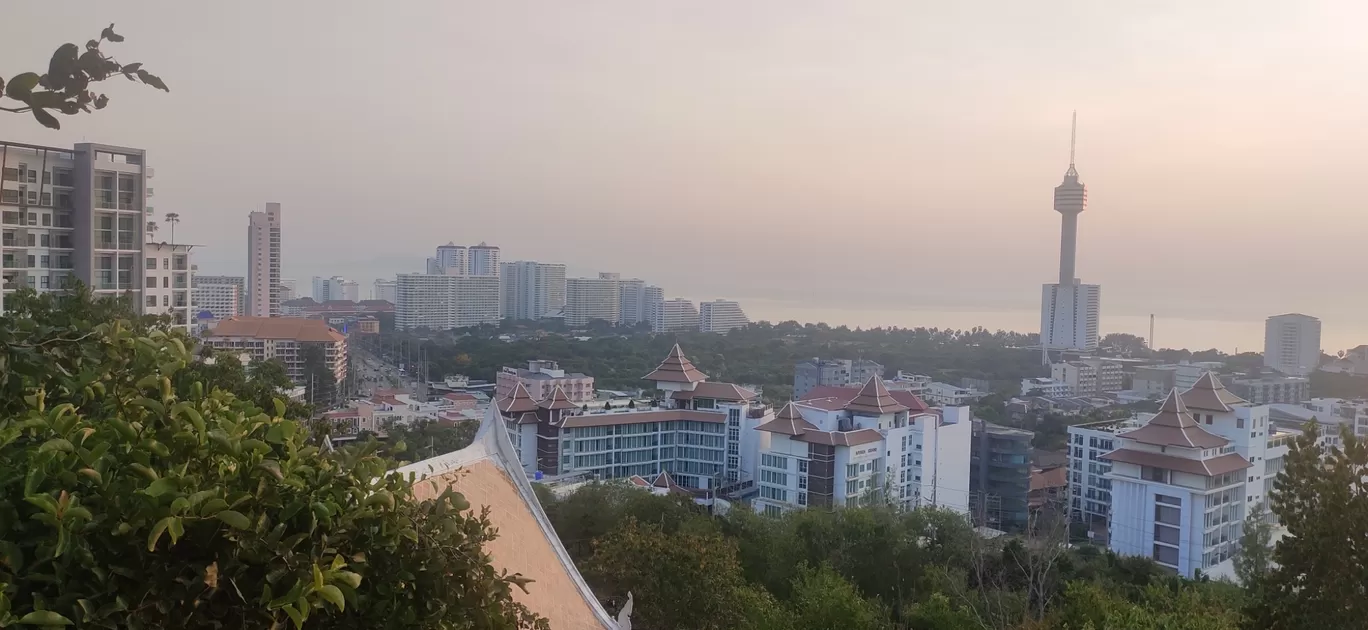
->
801, 385, 928, 413
671, 382, 758, 402
642, 344, 708, 383
754, 402, 820, 436
206, 316, 345, 342
843, 376, 910, 415
1120, 389, 1228, 449
498, 382, 540, 414
1101, 448, 1251, 477
538, 385, 579, 410
1180, 372, 1247, 412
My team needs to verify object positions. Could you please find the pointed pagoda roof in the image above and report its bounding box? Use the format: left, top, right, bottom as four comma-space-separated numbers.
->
1180, 372, 1247, 412
537, 385, 579, 410
754, 402, 820, 436
1119, 389, 1228, 449
642, 344, 709, 384
497, 382, 540, 414
843, 375, 910, 415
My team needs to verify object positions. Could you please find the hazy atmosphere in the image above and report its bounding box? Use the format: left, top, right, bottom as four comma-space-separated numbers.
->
8, 1, 1366, 350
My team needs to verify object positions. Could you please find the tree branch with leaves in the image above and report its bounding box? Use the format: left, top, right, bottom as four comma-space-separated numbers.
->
1, 24, 168, 129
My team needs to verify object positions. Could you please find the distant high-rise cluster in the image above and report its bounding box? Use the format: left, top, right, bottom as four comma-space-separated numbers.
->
247, 202, 282, 317
1263, 313, 1321, 376
1040, 114, 1100, 356
312, 275, 359, 302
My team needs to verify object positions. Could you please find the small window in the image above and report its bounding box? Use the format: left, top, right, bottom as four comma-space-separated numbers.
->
1236, 418, 1245, 429
39, 276, 49, 289
146, 258, 156, 270
146, 295, 157, 307
162, 295, 169, 307
27, 213, 37, 226
146, 276, 156, 288
162, 277, 169, 288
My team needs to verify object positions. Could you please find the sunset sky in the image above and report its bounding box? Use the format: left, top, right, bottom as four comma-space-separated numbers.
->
7, 1, 1366, 349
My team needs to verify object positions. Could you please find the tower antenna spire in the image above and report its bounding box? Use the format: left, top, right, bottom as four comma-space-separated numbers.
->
1069, 110, 1077, 167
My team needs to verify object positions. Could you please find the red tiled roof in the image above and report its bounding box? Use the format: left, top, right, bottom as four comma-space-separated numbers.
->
1120, 389, 1228, 449
801, 385, 929, 413
642, 344, 708, 383
1030, 466, 1069, 491
1180, 372, 1247, 412
671, 382, 758, 402
497, 382, 540, 414
1101, 448, 1251, 477
537, 385, 579, 410
444, 393, 477, 402
754, 402, 819, 436
794, 428, 884, 447
844, 376, 910, 415
206, 316, 346, 343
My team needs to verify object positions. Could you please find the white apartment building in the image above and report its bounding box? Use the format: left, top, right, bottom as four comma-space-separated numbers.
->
1040, 282, 1101, 353
1, 141, 157, 313
1052, 359, 1123, 396
885, 372, 933, 395
395, 273, 500, 331
923, 382, 984, 406
653, 298, 699, 333
1021, 377, 1072, 397
1264, 313, 1321, 376
194, 281, 239, 321
699, 299, 749, 333
753, 377, 972, 515
496, 344, 773, 491
195, 274, 246, 316
1067, 415, 1144, 525
201, 316, 348, 384
469, 242, 500, 277
312, 276, 358, 302
246, 203, 282, 317
618, 279, 663, 326
373, 279, 397, 303
565, 273, 621, 327
500, 260, 567, 320
279, 278, 297, 301
1300, 398, 1368, 438
431, 242, 467, 275
143, 242, 194, 333
1106, 374, 1286, 577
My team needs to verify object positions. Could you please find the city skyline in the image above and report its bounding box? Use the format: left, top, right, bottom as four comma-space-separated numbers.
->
5, 2, 1366, 351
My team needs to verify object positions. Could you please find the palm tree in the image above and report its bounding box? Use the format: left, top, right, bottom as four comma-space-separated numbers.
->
164, 212, 180, 244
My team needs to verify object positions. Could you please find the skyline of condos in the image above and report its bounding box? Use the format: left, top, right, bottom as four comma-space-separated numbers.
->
426, 241, 501, 276
500, 260, 567, 320
312, 275, 358, 302
653, 298, 700, 333
1263, 313, 1321, 376
201, 316, 348, 384
1105, 374, 1286, 577
755, 378, 972, 515
1, 141, 158, 313
194, 274, 246, 316
246, 202, 282, 317
495, 359, 595, 404
193, 278, 240, 321
394, 272, 500, 331
618, 278, 663, 327
565, 273, 621, 327
143, 242, 194, 332
699, 299, 750, 333
793, 358, 885, 398
373, 278, 397, 303
1040, 115, 1101, 355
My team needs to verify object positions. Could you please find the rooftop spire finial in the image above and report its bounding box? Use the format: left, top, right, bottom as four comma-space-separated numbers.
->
1069, 110, 1077, 167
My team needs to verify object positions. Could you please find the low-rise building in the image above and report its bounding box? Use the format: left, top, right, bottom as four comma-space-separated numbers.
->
143, 241, 194, 333
1052, 359, 1123, 396
753, 381, 972, 515
1298, 398, 1368, 438
1133, 362, 1223, 399
970, 420, 1035, 532
1021, 377, 1072, 397
698, 299, 749, 333
201, 316, 348, 384
496, 360, 595, 404
923, 382, 985, 406
1227, 374, 1309, 405
793, 358, 885, 398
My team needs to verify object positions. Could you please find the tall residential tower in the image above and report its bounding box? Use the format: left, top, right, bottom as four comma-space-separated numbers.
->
246, 203, 282, 317
1040, 114, 1100, 355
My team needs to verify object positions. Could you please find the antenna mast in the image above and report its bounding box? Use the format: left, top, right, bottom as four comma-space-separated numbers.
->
1069, 110, 1077, 166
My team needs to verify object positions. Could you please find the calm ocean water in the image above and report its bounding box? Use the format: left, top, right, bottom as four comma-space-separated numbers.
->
736, 298, 1364, 355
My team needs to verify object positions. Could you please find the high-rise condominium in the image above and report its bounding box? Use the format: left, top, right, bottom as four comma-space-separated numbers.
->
247, 203, 282, 317
395, 273, 500, 331
1039, 114, 1100, 354
373, 279, 397, 303
653, 298, 699, 333
500, 261, 567, 320
312, 275, 358, 302
1263, 313, 1321, 376
699, 299, 749, 333
195, 274, 246, 315
565, 273, 621, 327
278, 278, 297, 301
426, 241, 500, 276
1, 141, 157, 313
469, 242, 500, 277
618, 278, 664, 326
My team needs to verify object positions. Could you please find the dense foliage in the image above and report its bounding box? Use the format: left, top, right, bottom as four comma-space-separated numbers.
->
0, 290, 544, 629
535, 483, 1244, 629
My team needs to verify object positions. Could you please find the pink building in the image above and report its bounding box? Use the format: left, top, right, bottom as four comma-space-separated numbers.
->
495, 360, 595, 404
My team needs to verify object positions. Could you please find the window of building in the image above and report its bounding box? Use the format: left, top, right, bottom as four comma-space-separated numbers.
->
162, 295, 169, 307
1155, 504, 1181, 526
39, 255, 49, 268
162, 277, 169, 288
1154, 523, 1180, 545
146, 258, 156, 270
798, 460, 808, 473
1236, 418, 1245, 429
763, 505, 782, 517
146, 295, 157, 307
1152, 544, 1179, 566
27, 212, 37, 226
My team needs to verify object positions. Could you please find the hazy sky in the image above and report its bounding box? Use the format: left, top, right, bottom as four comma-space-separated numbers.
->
7, 2, 1367, 348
